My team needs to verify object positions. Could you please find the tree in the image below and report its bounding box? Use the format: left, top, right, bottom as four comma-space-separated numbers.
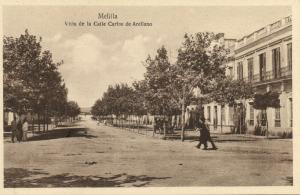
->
66, 101, 81, 120
209, 77, 254, 133
132, 80, 148, 116
3, 30, 42, 115
91, 99, 105, 118
253, 91, 280, 137
143, 46, 181, 136
3, 30, 68, 131
174, 32, 228, 141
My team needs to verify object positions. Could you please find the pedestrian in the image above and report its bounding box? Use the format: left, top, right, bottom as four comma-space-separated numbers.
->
195, 127, 208, 150
11, 115, 18, 143
196, 117, 218, 150
16, 118, 23, 142
22, 118, 29, 141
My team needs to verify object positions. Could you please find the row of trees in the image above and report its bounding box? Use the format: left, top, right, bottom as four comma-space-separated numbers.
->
91, 83, 146, 118
4, 30, 80, 131
92, 32, 280, 140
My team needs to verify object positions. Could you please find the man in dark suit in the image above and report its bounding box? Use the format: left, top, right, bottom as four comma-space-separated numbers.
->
196, 117, 217, 150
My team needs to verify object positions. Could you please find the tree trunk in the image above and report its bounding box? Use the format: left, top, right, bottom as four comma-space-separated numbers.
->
43, 113, 46, 132
266, 108, 269, 138
163, 121, 166, 138
32, 115, 35, 136
181, 98, 185, 142
46, 110, 49, 131
221, 105, 223, 134
239, 112, 242, 134
38, 113, 40, 132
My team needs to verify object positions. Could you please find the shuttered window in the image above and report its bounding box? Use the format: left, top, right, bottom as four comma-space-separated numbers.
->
247, 58, 254, 81
207, 106, 211, 122
237, 62, 243, 80
272, 47, 281, 79
275, 107, 281, 127
249, 105, 254, 126
259, 53, 266, 81
287, 43, 292, 70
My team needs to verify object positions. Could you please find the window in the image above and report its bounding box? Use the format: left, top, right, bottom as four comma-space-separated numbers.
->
275, 107, 281, 127
207, 106, 211, 122
249, 105, 254, 126
229, 106, 234, 125
247, 58, 254, 81
237, 61, 243, 80
272, 47, 281, 79
221, 105, 226, 123
228, 67, 233, 77
260, 110, 267, 126
259, 53, 266, 81
287, 43, 292, 70
214, 106, 218, 129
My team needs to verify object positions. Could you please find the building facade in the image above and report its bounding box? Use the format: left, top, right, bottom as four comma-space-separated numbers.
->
203, 15, 292, 135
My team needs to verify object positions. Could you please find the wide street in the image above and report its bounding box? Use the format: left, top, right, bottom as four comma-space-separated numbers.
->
4, 116, 292, 187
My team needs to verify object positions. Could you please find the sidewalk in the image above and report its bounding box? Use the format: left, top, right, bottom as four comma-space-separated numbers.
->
104, 122, 292, 143
4, 121, 80, 143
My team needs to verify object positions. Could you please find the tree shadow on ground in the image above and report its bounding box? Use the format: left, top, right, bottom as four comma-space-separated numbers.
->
4, 168, 171, 187
27, 127, 97, 142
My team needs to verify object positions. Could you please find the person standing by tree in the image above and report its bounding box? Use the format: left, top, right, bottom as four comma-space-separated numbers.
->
11, 115, 18, 143
22, 118, 29, 141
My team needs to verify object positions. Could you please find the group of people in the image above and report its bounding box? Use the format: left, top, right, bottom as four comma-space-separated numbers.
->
11, 116, 29, 143
195, 116, 218, 150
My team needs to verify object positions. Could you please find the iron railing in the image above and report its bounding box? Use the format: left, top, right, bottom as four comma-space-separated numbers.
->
241, 66, 291, 84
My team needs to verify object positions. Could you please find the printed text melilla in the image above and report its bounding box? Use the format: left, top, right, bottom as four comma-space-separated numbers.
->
98, 13, 117, 19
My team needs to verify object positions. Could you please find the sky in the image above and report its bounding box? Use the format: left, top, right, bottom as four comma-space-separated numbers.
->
3, 6, 292, 107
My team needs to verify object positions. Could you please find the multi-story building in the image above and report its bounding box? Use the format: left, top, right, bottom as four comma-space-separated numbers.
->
203, 15, 292, 135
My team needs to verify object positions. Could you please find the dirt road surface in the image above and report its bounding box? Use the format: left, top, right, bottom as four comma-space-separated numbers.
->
4, 117, 293, 187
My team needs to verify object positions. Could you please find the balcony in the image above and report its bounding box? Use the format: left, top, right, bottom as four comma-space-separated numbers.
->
244, 67, 292, 85
281, 66, 292, 77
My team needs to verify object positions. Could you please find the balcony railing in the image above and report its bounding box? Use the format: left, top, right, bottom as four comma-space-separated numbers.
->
246, 33, 255, 43
244, 67, 292, 84
281, 66, 292, 77
236, 16, 292, 49
238, 39, 244, 47
256, 27, 267, 39
270, 20, 282, 32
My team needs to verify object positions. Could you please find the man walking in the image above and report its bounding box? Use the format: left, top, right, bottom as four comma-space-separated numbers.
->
195, 126, 208, 149
196, 117, 218, 150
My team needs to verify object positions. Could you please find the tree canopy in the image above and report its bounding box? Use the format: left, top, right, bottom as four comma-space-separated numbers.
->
3, 30, 80, 119
253, 91, 280, 110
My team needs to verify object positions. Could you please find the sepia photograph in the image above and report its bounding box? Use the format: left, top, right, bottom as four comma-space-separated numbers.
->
1, 1, 299, 194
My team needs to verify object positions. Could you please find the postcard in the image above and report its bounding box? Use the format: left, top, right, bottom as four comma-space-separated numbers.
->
1, 0, 299, 194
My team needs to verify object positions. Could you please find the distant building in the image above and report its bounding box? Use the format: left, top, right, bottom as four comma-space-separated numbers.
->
80, 107, 92, 115
203, 15, 292, 135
